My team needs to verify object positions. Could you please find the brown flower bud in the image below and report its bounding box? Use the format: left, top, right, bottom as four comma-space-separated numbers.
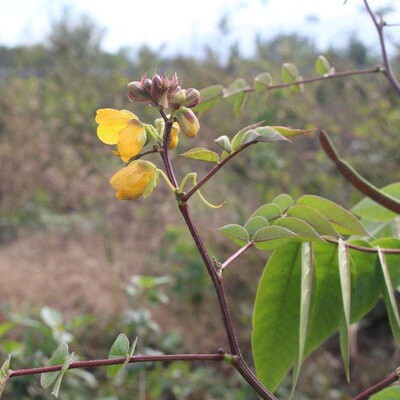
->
178, 107, 200, 138
127, 81, 152, 103
184, 88, 201, 108
169, 89, 187, 110
150, 74, 163, 101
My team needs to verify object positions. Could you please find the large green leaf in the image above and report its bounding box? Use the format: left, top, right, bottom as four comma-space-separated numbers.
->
291, 243, 313, 396
338, 239, 351, 381
372, 238, 400, 287
296, 195, 369, 236
378, 248, 400, 344
352, 182, 400, 221
252, 243, 302, 391
253, 240, 385, 392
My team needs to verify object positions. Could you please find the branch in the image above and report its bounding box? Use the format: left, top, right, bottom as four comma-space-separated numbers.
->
352, 368, 400, 400
363, 0, 400, 96
8, 353, 225, 378
258, 67, 382, 92
180, 141, 258, 202
325, 238, 400, 255
220, 242, 254, 272
319, 130, 400, 214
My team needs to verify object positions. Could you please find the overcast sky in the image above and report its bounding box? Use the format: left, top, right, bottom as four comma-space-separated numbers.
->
0, 0, 398, 57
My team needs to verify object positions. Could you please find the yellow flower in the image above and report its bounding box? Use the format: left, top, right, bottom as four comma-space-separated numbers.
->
95, 108, 146, 162
110, 160, 158, 200
168, 122, 180, 150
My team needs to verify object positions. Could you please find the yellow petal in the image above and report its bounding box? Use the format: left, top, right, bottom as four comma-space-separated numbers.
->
110, 160, 157, 200
96, 109, 139, 145
95, 108, 137, 125
117, 121, 146, 162
168, 123, 180, 150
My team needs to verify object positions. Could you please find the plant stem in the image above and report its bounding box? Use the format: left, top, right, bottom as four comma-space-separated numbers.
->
8, 353, 225, 378
325, 238, 400, 255
363, 0, 400, 96
158, 123, 276, 398
319, 130, 400, 213
181, 141, 257, 202
178, 203, 277, 400
221, 242, 254, 272
352, 369, 400, 400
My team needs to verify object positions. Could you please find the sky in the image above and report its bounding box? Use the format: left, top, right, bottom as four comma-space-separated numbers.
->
0, 0, 399, 58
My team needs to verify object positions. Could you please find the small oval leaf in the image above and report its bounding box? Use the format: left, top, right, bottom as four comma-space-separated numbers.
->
253, 226, 297, 251
181, 147, 219, 163
272, 193, 294, 212
107, 334, 130, 378
41, 343, 69, 388
254, 72, 273, 92
219, 224, 250, 246
315, 55, 331, 76
244, 216, 269, 237
251, 203, 282, 221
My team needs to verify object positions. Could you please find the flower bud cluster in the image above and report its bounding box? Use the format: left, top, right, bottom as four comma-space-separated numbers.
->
127, 73, 200, 111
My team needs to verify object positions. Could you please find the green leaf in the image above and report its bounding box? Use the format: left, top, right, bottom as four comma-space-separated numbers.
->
107, 334, 130, 378
230, 121, 265, 151
253, 240, 387, 392
0, 355, 11, 399
291, 243, 313, 396
372, 238, 400, 287
270, 126, 316, 139
352, 182, 400, 221
348, 240, 381, 322
296, 195, 369, 236
193, 85, 224, 115
273, 217, 323, 242
338, 239, 351, 381
378, 247, 400, 344
224, 79, 247, 100
214, 135, 232, 153
40, 343, 69, 388
0, 322, 14, 338
272, 194, 294, 212
253, 226, 297, 251
254, 72, 272, 92
251, 203, 282, 221
51, 352, 74, 398
181, 147, 219, 163
252, 243, 302, 391
315, 55, 331, 76
41, 306, 63, 330
281, 63, 299, 83
219, 224, 249, 246
253, 127, 291, 143
287, 205, 338, 237
224, 79, 247, 117
244, 216, 269, 237
370, 387, 400, 400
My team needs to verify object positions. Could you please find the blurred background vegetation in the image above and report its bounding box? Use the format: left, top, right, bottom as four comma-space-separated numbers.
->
0, 11, 399, 399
